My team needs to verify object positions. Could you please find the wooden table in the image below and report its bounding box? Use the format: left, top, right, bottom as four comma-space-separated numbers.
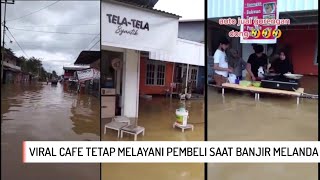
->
221, 83, 304, 104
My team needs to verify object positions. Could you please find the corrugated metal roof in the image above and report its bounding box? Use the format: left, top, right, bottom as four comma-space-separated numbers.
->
63, 66, 90, 70
114, 0, 158, 8
179, 19, 205, 22
74, 51, 100, 65
109, 0, 181, 18
208, 0, 318, 18
3, 48, 21, 62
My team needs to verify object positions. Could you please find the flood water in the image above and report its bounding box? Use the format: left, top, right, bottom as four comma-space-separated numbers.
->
1, 83, 100, 180
101, 97, 204, 180
207, 76, 318, 179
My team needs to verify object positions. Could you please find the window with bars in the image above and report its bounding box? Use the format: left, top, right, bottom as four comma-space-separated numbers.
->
146, 60, 166, 86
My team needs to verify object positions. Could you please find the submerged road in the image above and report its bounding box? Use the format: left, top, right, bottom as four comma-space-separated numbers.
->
1, 83, 100, 180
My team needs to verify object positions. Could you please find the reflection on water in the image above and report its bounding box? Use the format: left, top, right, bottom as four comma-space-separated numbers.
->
1, 83, 100, 180
208, 163, 317, 180
208, 76, 318, 179
102, 96, 204, 180
102, 97, 204, 141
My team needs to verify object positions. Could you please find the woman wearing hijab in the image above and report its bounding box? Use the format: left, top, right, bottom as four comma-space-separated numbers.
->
269, 50, 294, 75
228, 49, 247, 80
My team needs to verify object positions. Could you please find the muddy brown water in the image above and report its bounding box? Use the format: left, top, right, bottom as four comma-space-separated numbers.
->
208, 76, 318, 179
101, 96, 205, 180
1, 83, 100, 180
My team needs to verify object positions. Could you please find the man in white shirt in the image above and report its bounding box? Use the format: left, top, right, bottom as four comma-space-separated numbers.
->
213, 37, 233, 86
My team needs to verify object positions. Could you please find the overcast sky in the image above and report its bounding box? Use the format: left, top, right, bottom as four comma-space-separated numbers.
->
1, 0, 202, 75
154, 0, 204, 20
1, 1, 100, 75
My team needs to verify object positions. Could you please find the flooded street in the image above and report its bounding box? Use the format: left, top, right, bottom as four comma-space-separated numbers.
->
102, 97, 204, 180
208, 163, 317, 180
207, 76, 318, 179
1, 83, 100, 180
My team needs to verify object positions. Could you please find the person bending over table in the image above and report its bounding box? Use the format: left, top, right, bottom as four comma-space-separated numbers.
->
213, 37, 233, 86
269, 50, 294, 75
246, 44, 268, 81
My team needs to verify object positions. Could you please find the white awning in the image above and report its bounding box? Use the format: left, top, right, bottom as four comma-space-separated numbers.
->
101, 0, 179, 53
149, 38, 204, 66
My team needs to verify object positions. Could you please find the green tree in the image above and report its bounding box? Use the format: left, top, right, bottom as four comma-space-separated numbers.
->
5, 48, 51, 82
18, 56, 49, 81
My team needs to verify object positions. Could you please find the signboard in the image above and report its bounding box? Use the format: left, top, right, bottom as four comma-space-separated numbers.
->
240, 0, 279, 44
92, 68, 100, 79
101, 0, 179, 53
77, 68, 100, 81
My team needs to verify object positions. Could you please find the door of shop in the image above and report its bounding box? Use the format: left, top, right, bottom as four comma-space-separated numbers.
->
182, 65, 198, 90
101, 50, 123, 118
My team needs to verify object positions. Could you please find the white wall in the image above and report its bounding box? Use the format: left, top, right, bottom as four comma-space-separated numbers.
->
101, 0, 178, 53
149, 38, 204, 66
122, 49, 140, 118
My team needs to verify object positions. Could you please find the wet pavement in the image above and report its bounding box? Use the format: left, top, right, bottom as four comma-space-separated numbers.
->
207, 76, 318, 179
101, 97, 204, 180
1, 83, 100, 180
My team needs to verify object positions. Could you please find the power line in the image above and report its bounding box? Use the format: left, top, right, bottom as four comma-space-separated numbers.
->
6, 27, 29, 58
9, 43, 91, 50
4, 33, 12, 42
85, 34, 100, 49
69, 34, 100, 62
6, 1, 60, 22
9, 24, 99, 28
88, 39, 100, 51
7, 27, 99, 35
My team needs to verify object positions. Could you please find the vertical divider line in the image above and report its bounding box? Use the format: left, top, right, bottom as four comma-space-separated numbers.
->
99, 1, 102, 180
204, 0, 208, 179
318, 35, 320, 180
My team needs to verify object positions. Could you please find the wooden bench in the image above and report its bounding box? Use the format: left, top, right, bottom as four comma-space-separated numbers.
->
104, 121, 129, 138
120, 125, 145, 141
221, 83, 304, 104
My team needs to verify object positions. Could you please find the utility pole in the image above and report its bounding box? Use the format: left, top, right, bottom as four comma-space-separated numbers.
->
1, 0, 15, 83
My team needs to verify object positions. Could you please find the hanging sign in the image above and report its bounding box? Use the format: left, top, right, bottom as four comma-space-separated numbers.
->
77, 68, 100, 81
240, 0, 279, 44
92, 68, 100, 79
101, 0, 179, 53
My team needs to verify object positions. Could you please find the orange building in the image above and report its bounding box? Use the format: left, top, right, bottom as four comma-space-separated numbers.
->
139, 57, 174, 95
278, 25, 318, 76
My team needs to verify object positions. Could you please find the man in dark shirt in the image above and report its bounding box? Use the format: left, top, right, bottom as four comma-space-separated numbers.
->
246, 45, 268, 81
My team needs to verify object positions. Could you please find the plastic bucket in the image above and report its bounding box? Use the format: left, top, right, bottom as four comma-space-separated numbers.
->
228, 74, 237, 84
176, 109, 188, 126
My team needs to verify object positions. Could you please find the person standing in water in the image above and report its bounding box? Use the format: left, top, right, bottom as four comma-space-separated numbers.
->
246, 44, 268, 81
228, 49, 247, 80
213, 37, 233, 86
269, 50, 294, 75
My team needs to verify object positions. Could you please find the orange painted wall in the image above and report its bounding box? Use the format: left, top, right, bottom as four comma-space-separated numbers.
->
139, 57, 174, 95
278, 27, 318, 75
